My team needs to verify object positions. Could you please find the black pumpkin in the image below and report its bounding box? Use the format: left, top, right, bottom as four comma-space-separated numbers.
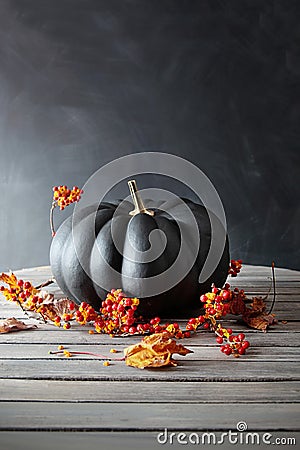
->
50, 180, 229, 317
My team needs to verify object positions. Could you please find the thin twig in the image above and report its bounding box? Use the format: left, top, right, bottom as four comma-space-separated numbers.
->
267, 261, 276, 314
49, 350, 125, 361
35, 278, 55, 290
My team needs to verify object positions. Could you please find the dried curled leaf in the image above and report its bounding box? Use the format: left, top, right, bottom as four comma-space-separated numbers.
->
0, 317, 37, 334
39, 292, 78, 321
124, 332, 193, 369
243, 297, 276, 332
229, 295, 247, 315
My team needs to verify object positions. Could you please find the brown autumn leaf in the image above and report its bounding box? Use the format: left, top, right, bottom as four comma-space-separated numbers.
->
242, 296, 276, 332
124, 332, 193, 369
38, 291, 78, 321
0, 317, 37, 333
229, 295, 247, 315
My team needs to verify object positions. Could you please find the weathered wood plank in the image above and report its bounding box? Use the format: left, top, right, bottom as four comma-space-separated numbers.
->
0, 359, 298, 381
0, 343, 299, 361
0, 402, 299, 431
0, 329, 298, 346
1, 379, 299, 403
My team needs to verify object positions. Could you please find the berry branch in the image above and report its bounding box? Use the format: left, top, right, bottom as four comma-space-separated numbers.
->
50, 185, 83, 237
0, 257, 276, 358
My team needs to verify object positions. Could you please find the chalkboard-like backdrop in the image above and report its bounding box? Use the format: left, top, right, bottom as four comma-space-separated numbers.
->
0, 0, 299, 272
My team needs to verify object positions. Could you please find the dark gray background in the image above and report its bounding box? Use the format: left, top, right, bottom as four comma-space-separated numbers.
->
0, 0, 299, 272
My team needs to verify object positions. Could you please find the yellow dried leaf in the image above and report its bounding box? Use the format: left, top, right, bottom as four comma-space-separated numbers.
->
124, 332, 192, 369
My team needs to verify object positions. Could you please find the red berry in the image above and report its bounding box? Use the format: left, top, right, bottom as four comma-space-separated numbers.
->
238, 348, 245, 355
126, 318, 134, 326
125, 298, 132, 306
212, 287, 219, 294
216, 336, 223, 344
203, 322, 210, 330
200, 294, 208, 303
224, 347, 232, 356
24, 281, 31, 290
184, 331, 191, 338
129, 326, 137, 334
242, 341, 250, 349
0, 286, 4, 291
188, 318, 197, 325
117, 304, 125, 313
17, 280, 24, 287
222, 290, 230, 300
227, 328, 233, 335
238, 333, 245, 342
81, 302, 88, 309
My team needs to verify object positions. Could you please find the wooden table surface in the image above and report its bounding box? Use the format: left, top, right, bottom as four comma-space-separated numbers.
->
0, 265, 299, 450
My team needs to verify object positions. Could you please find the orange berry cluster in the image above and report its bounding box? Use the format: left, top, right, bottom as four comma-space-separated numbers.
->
52, 185, 83, 211
186, 283, 250, 357
228, 259, 242, 277
0, 273, 79, 329
76, 289, 190, 338
0, 276, 40, 309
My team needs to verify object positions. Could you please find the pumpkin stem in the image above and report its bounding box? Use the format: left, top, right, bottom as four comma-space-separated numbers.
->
50, 201, 56, 237
128, 180, 154, 216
